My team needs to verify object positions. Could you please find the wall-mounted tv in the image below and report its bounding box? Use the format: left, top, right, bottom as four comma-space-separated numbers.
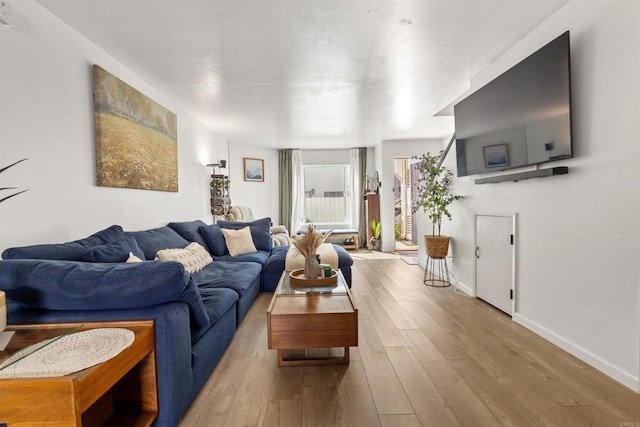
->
454, 31, 572, 177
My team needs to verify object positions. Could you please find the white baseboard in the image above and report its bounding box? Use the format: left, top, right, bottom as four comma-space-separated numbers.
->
452, 281, 474, 296
513, 313, 640, 392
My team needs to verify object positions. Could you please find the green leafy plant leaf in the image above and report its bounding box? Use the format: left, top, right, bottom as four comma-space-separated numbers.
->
412, 152, 463, 236
0, 158, 28, 204
371, 218, 381, 239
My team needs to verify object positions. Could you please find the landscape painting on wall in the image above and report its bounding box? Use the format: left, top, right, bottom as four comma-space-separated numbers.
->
243, 158, 264, 182
93, 65, 178, 192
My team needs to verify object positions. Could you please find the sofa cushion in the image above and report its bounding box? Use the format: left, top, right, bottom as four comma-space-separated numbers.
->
221, 227, 257, 256
80, 236, 145, 263
198, 224, 227, 256
168, 220, 210, 249
192, 261, 262, 298
1, 259, 189, 308
217, 217, 273, 252
126, 226, 190, 260
212, 250, 270, 265
0, 259, 212, 332
1, 225, 124, 261
155, 242, 213, 273
197, 287, 238, 324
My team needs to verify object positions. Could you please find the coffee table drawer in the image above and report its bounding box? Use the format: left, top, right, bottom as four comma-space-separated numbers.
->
269, 312, 357, 349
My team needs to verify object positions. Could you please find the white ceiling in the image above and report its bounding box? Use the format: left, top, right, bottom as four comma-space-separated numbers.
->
36, 0, 568, 149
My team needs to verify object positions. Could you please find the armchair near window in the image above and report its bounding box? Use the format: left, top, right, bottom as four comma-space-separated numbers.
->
226, 206, 292, 246
227, 206, 254, 222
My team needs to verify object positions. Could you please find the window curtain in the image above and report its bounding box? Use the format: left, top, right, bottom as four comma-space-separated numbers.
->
350, 147, 367, 247
278, 150, 293, 233
290, 149, 305, 235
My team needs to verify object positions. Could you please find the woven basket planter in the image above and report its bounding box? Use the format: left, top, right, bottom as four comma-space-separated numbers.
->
424, 235, 450, 259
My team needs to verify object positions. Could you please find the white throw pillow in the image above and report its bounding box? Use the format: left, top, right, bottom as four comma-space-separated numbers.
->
221, 227, 257, 256
155, 242, 213, 273
126, 252, 143, 263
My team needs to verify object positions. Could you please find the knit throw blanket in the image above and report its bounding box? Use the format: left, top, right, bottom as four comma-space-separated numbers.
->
285, 243, 339, 271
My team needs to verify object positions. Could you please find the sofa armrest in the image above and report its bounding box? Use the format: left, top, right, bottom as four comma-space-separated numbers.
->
1, 259, 191, 310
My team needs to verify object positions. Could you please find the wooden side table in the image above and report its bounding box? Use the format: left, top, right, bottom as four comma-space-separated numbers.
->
0, 320, 157, 427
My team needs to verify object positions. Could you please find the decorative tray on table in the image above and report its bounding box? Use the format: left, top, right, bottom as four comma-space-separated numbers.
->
289, 268, 338, 287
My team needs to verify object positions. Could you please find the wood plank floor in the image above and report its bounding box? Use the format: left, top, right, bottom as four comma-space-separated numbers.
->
180, 259, 640, 426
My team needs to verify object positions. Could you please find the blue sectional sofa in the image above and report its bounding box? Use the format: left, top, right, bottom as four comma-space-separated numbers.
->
0, 219, 353, 426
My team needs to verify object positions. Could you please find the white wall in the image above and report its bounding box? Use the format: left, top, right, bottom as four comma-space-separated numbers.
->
445, 0, 640, 390
301, 149, 350, 166
0, 0, 227, 250
227, 143, 279, 223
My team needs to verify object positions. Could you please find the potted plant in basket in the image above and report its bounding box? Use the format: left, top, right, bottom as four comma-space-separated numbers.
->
413, 151, 463, 258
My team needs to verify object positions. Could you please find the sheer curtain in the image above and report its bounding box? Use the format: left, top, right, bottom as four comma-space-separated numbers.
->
290, 149, 305, 235
350, 147, 367, 247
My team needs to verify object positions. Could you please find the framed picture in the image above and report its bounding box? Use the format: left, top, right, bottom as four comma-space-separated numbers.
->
483, 144, 509, 169
243, 158, 264, 182
93, 65, 178, 192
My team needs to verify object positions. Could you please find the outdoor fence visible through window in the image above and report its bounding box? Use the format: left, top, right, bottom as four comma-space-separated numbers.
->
303, 165, 351, 224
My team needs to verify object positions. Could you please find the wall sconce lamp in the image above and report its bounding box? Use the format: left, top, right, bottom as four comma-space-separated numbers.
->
206, 160, 227, 169
206, 160, 227, 174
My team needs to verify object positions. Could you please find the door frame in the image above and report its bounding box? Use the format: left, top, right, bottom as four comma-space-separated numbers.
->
473, 211, 518, 315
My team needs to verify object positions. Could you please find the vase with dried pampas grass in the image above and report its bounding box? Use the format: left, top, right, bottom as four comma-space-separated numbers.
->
292, 224, 332, 278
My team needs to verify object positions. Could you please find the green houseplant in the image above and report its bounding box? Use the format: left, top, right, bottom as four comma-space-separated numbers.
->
413, 151, 462, 258
370, 218, 381, 251
363, 174, 372, 194
0, 158, 28, 204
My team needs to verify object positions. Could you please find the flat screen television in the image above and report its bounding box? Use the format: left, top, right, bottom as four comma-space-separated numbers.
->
454, 31, 572, 177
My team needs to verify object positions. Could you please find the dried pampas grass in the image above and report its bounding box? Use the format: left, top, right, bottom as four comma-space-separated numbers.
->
291, 225, 332, 259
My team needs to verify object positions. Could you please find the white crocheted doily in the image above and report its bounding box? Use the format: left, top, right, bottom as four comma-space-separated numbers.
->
0, 328, 135, 378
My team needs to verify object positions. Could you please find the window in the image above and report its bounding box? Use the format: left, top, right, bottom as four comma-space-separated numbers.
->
303, 165, 351, 224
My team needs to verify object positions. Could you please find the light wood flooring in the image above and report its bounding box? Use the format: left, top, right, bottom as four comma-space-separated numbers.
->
180, 258, 640, 426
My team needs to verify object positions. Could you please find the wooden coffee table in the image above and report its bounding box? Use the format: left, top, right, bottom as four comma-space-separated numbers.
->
267, 270, 358, 367
0, 320, 157, 426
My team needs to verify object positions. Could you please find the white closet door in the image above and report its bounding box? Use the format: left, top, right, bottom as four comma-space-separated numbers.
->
475, 214, 515, 315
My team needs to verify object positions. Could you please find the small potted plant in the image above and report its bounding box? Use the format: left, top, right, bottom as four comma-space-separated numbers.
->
370, 218, 381, 251
363, 174, 372, 194
413, 151, 463, 258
